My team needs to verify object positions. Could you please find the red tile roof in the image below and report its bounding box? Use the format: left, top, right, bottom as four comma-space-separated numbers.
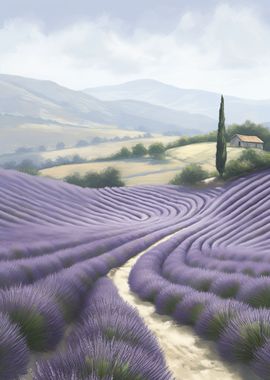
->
235, 134, 264, 143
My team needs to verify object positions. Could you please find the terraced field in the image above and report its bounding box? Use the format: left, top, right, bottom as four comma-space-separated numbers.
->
0, 169, 269, 379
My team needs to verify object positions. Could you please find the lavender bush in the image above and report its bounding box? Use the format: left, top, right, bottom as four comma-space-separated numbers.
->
0, 169, 270, 378
34, 278, 172, 380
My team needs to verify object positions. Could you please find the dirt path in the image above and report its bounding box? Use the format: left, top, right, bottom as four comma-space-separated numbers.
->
109, 235, 259, 380
21, 234, 259, 380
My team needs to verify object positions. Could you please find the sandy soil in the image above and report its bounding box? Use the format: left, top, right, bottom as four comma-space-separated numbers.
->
109, 236, 260, 380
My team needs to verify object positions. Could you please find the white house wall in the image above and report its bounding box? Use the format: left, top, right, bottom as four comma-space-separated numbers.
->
230, 136, 263, 149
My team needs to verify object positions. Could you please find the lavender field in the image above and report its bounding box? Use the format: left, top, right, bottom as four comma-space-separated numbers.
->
0, 169, 270, 379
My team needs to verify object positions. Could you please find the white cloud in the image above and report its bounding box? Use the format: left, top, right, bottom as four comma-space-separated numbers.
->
0, 4, 269, 99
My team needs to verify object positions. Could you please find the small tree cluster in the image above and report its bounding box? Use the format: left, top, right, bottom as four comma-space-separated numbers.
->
170, 164, 208, 186
224, 149, 270, 179
148, 143, 165, 159
3, 159, 39, 175
132, 143, 148, 157
111, 142, 164, 160
65, 167, 125, 188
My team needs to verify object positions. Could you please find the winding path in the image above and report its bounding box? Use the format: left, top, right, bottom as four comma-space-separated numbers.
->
109, 233, 259, 380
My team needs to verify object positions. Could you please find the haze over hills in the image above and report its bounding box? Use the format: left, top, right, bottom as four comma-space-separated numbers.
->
105, 99, 216, 135
84, 79, 270, 124
0, 74, 215, 133
1, 73, 269, 157
0, 74, 217, 155
0, 74, 115, 125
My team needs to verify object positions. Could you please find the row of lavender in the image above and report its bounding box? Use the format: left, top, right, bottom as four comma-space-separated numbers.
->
0, 225, 174, 379
0, 171, 218, 295
130, 169, 270, 379
0, 170, 218, 379
34, 278, 172, 380
0, 170, 216, 262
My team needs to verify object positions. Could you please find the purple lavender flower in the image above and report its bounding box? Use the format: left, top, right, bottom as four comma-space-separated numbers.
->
0, 286, 64, 351
238, 277, 270, 308
195, 299, 250, 340
210, 274, 245, 299
34, 337, 172, 380
218, 309, 270, 363
155, 284, 192, 315
173, 292, 216, 325
0, 312, 29, 379
252, 340, 270, 379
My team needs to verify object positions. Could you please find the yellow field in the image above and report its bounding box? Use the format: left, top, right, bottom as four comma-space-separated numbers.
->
167, 143, 242, 172
38, 135, 177, 162
41, 158, 181, 185
41, 143, 243, 185
0, 121, 147, 156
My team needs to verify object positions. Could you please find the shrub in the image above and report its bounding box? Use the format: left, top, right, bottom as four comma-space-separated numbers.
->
173, 293, 215, 325
195, 300, 249, 341
148, 143, 165, 159
155, 285, 191, 315
113, 147, 132, 159
218, 309, 270, 363
0, 313, 29, 380
210, 275, 244, 299
170, 164, 208, 185
65, 167, 125, 188
99, 167, 125, 187
15, 159, 39, 176
252, 341, 270, 379
224, 160, 253, 179
0, 287, 64, 352
238, 278, 270, 308
131, 143, 148, 157
64, 172, 82, 186
224, 149, 270, 179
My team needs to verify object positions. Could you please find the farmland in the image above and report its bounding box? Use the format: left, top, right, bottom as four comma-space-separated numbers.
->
41, 142, 242, 185
36, 135, 177, 162
0, 134, 177, 167
0, 168, 269, 379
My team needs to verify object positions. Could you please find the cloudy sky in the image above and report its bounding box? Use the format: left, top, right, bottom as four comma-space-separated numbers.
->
0, 0, 269, 98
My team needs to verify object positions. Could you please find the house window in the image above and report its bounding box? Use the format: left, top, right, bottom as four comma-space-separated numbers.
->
238, 141, 241, 147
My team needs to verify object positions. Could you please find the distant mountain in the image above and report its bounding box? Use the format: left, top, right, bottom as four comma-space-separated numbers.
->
84, 79, 270, 124
105, 99, 216, 134
0, 74, 114, 125
0, 74, 216, 136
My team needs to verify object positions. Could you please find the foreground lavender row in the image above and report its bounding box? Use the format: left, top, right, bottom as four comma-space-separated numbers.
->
0, 170, 217, 379
0, 169, 269, 379
34, 278, 172, 380
130, 170, 270, 379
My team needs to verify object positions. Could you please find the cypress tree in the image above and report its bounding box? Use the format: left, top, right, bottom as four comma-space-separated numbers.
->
216, 95, 227, 176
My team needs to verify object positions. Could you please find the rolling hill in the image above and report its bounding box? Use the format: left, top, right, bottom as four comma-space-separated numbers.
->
0, 74, 217, 156
40, 142, 242, 185
85, 79, 270, 124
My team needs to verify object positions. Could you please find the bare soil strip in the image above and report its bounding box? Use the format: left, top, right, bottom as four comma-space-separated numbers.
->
109, 234, 259, 380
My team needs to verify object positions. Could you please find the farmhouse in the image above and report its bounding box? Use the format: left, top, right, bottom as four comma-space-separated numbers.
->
230, 134, 264, 150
